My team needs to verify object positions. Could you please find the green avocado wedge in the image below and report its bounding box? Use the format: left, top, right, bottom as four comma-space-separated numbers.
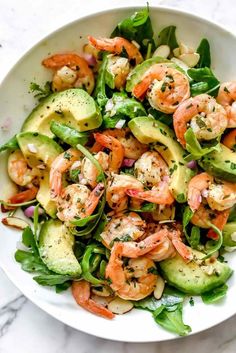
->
199, 144, 236, 182
160, 248, 233, 295
16, 132, 63, 169
22, 88, 102, 137
129, 116, 193, 202
38, 219, 81, 276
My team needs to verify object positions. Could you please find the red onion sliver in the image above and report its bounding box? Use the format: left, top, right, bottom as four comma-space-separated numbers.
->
24, 205, 44, 218
187, 160, 197, 169
82, 53, 97, 67
122, 158, 135, 167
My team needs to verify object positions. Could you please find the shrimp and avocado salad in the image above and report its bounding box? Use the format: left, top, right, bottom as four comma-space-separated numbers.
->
1, 6, 236, 336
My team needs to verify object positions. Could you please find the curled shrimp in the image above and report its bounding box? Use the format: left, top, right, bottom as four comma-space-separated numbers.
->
8, 150, 38, 186
100, 212, 146, 249
88, 36, 143, 65
42, 53, 95, 94
126, 151, 174, 205
222, 129, 236, 150
93, 133, 124, 173
57, 183, 104, 222
217, 82, 236, 127
132, 64, 190, 113
188, 172, 236, 212
191, 204, 230, 240
50, 148, 81, 199
105, 243, 158, 301
106, 173, 143, 211
81, 151, 109, 188
97, 128, 148, 160
173, 94, 228, 147
107, 55, 131, 90
71, 280, 114, 319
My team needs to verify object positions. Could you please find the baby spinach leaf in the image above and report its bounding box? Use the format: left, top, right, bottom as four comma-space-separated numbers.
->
184, 128, 221, 160
33, 274, 73, 286
188, 67, 220, 97
111, 6, 154, 54
153, 303, 191, 336
29, 81, 53, 102
0, 135, 19, 153
201, 284, 228, 304
50, 121, 89, 146
196, 38, 211, 68
156, 26, 178, 50
103, 92, 146, 128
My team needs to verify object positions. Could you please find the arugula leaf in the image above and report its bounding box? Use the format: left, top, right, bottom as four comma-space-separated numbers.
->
15, 227, 75, 290
196, 38, 211, 68
93, 213, 109, 241
81, 244, 105, 285
153, 303, 191, 336
188, 67, 220, 97
103, 92, 146, 128
130, 202, 156, 213
29, 81, 53, 101
93, 53, 109, 108
184, 128, 221, 160
156, 26, 178, 50
190, 226, 201, 249
0, 135, 19, 153
50, 121, 89, 147
33, 204, 40, 239
182, 206, 201, 249
111, 6, 154, 54
203, 223, 223, 259
71, 214, 99, 227
201, 284, 228, 304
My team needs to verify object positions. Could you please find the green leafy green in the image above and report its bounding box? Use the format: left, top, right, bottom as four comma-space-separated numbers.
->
190, 226, 201, 249
93, 53, 109, 108
201, 284, 228, 304
50, 121, 89, 146
156, 25, 178, 50
134, 286, 190, 336
0, 135, 19, 153
184, 128, 221, 160
71, 214, 99, 227
203, 223, 223, 259
188, 67, 220, 97
111, 6, 154, 54
130, 202, 156, 213
153, 303, 191, 336
81, 244, 106, 285
29, 81, 53, 101
103, 92, 147, 128
196, 38, 211, 68
182, 206, 200, 249
15, 227, 74, 291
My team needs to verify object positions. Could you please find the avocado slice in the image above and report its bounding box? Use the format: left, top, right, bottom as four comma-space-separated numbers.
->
129, 116, 193, 202
223, 222, 236, 247
160, 248, 233, 295
16, 132, 63, 169
22, 89, 102, 137
38, 219, 81, 276
199, 144, 236, 182
36, 172, 57, 218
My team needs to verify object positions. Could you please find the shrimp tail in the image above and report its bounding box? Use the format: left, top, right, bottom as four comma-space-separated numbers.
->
126, 182, 174, 205
84, 182, 105, 217
71, 280, 114, 319
8, 186, 38, 204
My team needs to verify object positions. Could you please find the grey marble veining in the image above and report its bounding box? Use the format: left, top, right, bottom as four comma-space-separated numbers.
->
0, 0, 236, 352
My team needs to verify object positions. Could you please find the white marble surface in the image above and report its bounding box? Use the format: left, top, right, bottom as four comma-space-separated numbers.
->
1, 0, 236, 351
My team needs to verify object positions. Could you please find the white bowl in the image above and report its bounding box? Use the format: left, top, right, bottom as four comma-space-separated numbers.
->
0, 6, 236, 343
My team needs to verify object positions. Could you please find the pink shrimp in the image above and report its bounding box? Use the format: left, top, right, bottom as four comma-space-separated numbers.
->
217, 81, 236, 127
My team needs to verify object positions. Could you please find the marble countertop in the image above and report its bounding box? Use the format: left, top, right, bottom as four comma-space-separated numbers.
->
1, 0, 236, 351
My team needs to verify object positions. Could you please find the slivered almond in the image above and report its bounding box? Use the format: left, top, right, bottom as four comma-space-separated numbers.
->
153, 45, 170, 59
154, 276, 165, 300
1, 217, 29, 230
108, 297, 134, 314
179, 53, 200, 68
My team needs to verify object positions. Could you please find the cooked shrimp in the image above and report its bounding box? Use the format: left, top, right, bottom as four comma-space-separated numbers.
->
188, 172, 236, 212
8, 185, 38, 204
217, 82, 236, 127
133, 64, 190, 113
81, 151, 109, 188
50, 148, 81, 199
107, 55, 131, 90
191, 204, 230, 240
42, 53, 95, 94
105, 243, 157, 301
106, 174, 143, 211
93, 133, 124, 173
71, 280, 114, 319
100, 212, 146, 249
222, 129, 236, 150
88, 36, 143, 65
8, 150, 38, 186
173, 94, 228, 146
101, 128, 148, 160
126, 151, 174, 205
57, 183, 104, 222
